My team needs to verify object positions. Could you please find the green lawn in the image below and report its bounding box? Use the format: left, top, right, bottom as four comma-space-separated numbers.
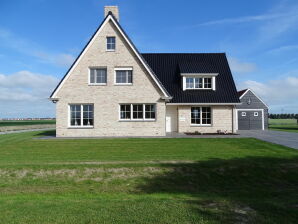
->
269, 119, 298, 133
0, 130, 297, 223
0, 119, 55, 127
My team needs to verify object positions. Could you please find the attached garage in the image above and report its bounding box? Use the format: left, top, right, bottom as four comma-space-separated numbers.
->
236, 89, 269, 130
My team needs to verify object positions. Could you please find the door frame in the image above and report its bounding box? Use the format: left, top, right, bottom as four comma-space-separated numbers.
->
236, 109, 264, 130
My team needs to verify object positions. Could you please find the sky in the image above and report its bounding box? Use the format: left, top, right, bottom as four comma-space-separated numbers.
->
0, 0, 298, 118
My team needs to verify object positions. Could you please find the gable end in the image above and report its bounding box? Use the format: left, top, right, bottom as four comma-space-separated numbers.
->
50, 12, 171, 99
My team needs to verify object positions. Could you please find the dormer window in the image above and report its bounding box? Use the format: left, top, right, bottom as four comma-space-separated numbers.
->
107, 36, 115, 51
182, 73, 218, 91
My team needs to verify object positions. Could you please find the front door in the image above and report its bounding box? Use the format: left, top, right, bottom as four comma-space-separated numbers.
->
166, 116, 171, 132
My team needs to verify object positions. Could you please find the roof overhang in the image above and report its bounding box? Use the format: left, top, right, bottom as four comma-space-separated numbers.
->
49, 12, 171, 100
180, 73, 219, 77
167, 103, 242, 105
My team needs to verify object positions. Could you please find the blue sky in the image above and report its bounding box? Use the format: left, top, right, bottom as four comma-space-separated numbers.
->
0, 0, 298, 117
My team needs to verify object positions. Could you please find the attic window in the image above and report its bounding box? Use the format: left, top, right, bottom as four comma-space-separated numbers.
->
107, 36, 115, 51
184, 77, 213, 90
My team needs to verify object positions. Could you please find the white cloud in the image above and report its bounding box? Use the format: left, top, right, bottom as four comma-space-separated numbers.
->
258, 2, 298, 39
197, 13, 285, 26
239, 76, 298, 113
0, 71, 59, 118
228, 57, 256, 73
34, 51, 75, 67
0, 28, 75, 67
267, 45, 298, 54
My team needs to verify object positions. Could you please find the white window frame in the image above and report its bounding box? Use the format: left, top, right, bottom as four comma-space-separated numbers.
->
106, 36, 116, 51
114, 67, 133, 85
242, 112, 247, 116
68, 104, 94, 128
119, 104, 156, 121
88, 67, 107, 85
254, 112, 259, 116
190, 106, 212, 126
183, 76, 216, 90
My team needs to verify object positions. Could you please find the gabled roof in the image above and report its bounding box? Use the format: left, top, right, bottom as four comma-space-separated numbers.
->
142, 53, 240, 104
238, 88, 269, 108
50, 12, 170, 99
238, 89, 248, 98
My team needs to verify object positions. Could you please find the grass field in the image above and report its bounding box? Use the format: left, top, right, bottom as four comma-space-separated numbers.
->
0, 120, 55, 127
269, 119, 298, 133
0, 130, 297, 223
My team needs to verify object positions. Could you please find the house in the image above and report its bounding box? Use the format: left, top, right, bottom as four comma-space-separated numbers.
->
236, 89, 269, 130
50, 6, 241, 137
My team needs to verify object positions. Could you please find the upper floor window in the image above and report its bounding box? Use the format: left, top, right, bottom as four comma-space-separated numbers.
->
89, 68, 107, 85
107, 36, 116, 51
115, 68, 133, 84
185, 77, 212, 90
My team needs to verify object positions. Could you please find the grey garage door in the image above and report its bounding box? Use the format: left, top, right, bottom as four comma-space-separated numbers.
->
238, 110, 263, 130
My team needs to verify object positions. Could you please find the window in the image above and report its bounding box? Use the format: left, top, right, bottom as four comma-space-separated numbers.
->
107, 37, 115, 50
70, 104, 93, 127
191, 107, 211, 125
185, 77, 212, 89
119, 104, 156, 121
254, 112, 259, 116
242, 112, 246, 116
145, 104, 156, 119
120, 105, 131, 120
186, 77, 194, 89
115, 69, 132, 84
89, 68, 107, 84
191, 107, 200, 124
133, 104, 143, 119
203, 78, 212, 88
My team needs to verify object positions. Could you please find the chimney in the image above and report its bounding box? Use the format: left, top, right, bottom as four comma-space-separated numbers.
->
104, 6, 119, 21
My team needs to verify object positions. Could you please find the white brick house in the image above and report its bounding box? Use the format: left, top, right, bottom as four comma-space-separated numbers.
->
50, 6, 241, 137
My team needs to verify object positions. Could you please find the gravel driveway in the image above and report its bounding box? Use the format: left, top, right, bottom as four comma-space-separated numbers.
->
238, 130, 298, 150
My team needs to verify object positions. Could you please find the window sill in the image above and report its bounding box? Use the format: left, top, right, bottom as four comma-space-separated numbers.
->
119, 119, 156, 122
106, 49, 115, 52
88, 83, 107, 86
114, 83, 133, 86
185, 88, 213, 90
190, 124, 212, 127
68, 126, 94, 129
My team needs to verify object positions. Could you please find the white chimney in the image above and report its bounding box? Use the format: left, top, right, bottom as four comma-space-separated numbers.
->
104, 6, 119, 21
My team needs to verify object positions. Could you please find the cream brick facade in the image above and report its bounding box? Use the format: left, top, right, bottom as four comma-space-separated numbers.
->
52, 9, 237, 137
54, 20, 166, 137
177, 105, 234, 133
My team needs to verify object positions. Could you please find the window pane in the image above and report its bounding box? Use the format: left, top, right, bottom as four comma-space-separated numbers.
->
191, 107, 200, 124
202, 107, 211, 124
107, 37, 115, 50
82, 105, 93, 126
127, 71, 132, 83
133, 104, 143, 119
186, 78, 194, 89
70, 105, 81, 126
145, 104, 155, 119
116, 70, 132, 84
194, 78, 203, 88
120, 104, 131, 119
96, 69, 107, 83
204, 78, 212, 88
90, 69, 96, 83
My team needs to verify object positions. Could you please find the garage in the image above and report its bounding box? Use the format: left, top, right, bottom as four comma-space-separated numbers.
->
236, 89, 268, 130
